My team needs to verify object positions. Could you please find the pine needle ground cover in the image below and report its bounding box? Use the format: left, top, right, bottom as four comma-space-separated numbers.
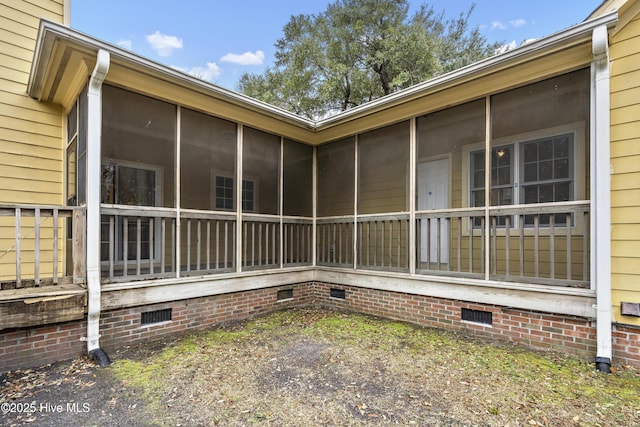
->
2, 308, 639, 426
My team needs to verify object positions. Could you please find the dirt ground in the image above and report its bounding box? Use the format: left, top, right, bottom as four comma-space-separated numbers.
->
1, 308, 639, 426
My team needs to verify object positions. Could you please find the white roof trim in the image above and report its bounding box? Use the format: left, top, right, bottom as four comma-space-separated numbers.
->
28, 11, 618, 131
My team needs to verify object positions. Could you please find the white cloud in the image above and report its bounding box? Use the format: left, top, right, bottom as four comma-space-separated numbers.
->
146, 31, 183, 57
522, 38, 537, 45
220, 50, 265, 66
117, 39, 132, 50
510, 19, 526, 28
173, 62, 222, 82
495, 40, 517, 55
491, 21, 507, 30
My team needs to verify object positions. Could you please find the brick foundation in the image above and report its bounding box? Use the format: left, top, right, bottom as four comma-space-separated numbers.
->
1, 280, 638, 372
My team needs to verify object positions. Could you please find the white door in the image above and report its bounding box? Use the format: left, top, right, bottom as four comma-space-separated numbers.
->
418, 159, 449, 264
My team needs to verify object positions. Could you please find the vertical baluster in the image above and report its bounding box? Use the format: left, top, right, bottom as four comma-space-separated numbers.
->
34, 208, 40, 285
397, 220, 401, 269
436, 218, 441, 271
149, 218, 154, 275
123, 217, 129, 277
297, 224, 301, 264
224, 221, 229, 269
243, 222, 247, 267
251, 222, 256, 267
171, 218, 177, 273
468, 217, 473, 273
381, 221, 385, 267
550, 214, 555, 279
566, 212, 572, 280
196, 220, 201, 271
373, 221, 378, 267
216, 221, 220, 270
491, 216, 496, 276
52, 209, 59, 284
232, 221, 237, 269
426, 218, 431, 270
457, 217, 462, 272
136, 217, 142, 276
389, 221, 394, 267
505, 215, 511, 277
272, 223, 277, 265
583, 211, 589, 281
416, 218, 421, 270
15, 208, 22, 288
338, 222, 343, 265
264, 224, 273, 264
186, 219, 191, 273
534, 214, 539, 278
206, 220, 211, 270
259, 222, 263, 266
109, 215, 115, 278
519, 214, 524, 277
171, 219, 175, 274
161, 218, 166, 274
480, 216, 485, 274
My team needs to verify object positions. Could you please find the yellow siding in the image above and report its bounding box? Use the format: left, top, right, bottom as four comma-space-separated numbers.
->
0, 0, 65, 279
609, 7, 640, 325
0, 0, 65, 207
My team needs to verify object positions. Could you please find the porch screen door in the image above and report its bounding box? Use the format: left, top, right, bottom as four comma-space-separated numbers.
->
418, 159, 449, 264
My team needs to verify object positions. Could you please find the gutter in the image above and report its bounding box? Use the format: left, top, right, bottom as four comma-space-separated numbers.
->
591, 25, 612, 373
84, 49, 111, 367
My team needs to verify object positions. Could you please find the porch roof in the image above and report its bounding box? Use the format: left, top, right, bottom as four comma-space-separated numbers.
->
27, 11, 617, 144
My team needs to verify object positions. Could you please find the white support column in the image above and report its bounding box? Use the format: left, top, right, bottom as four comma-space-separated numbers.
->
312, 146, 317, 267
279, 137, 284, 269
175, 106, 182, 278
591, 24, 612, 371
484, 96, 491, 281
353, 135, 359, 270
236, 124, 244, 273
409, 117, 417, 275
85, 49, 110, 358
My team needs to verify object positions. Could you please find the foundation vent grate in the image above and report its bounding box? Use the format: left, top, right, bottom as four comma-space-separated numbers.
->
461, 308, 492, 325
141, 308, 172, 325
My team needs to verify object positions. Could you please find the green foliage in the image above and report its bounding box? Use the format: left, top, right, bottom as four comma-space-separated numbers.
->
238, 0, 502, 119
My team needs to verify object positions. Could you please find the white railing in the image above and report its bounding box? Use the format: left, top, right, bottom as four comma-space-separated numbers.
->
1, 201, 587, 288
0, 204, 85, 289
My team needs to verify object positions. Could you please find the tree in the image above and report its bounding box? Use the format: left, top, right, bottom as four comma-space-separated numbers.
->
239, 0, 501, 119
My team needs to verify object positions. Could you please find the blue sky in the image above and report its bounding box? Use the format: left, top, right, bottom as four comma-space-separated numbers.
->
71, 1, 604, 90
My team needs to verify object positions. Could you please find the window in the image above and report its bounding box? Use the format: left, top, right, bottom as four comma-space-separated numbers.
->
469, 132, 575, 226
521, 135, 572, 225
215, 176, 234, 210
213, 176, 255, 212
100, 160, 162, 262
242, 180, 255, 212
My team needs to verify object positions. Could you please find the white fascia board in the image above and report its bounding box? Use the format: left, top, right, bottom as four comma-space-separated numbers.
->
27, 20, 315, 129
28, 12, 617, 133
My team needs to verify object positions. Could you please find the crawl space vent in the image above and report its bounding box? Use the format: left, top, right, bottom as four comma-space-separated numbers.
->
461, 308, 492, 325
141, 308, 172, 325
330, 288, 346, 299
277, 289, 293, 300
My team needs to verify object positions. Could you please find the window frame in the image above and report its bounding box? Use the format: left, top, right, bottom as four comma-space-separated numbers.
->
462, 122, 587, 233
210, 173, 257, 213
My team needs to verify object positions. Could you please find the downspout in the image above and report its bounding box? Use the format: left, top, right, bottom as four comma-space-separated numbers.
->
591, 25, 612, 373
85, 49, 111, 366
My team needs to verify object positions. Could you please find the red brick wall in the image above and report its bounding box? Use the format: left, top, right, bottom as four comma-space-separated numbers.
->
612, 324, 640, 367
99, 283, 314, 354
0, 322, 86, 372
1, 280, 637, 372
312, 282, 598, 359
